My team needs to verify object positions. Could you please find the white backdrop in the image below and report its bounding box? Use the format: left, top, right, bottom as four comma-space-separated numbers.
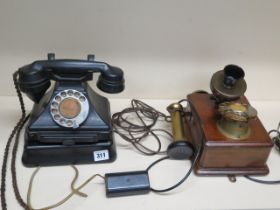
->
0, 0, 280, 100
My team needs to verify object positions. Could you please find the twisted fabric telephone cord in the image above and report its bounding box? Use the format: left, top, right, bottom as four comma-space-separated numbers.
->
1, 71, 29, 210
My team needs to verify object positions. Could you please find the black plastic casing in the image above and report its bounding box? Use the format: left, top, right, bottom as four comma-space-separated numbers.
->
22, 82, 117, 166
105, 171, 150, 197
18, 59, 124, 103
18, 56, 125, 167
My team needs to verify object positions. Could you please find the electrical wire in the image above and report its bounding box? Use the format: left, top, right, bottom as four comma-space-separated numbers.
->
146, 137, 202, 193
113, 98, 201, 193
1, 72, 194, 209
112, 99, 173, 155
244, 175, 280, 184
27, 165, 105, 210
1, 71, 29, 210
244, 125, 280, 185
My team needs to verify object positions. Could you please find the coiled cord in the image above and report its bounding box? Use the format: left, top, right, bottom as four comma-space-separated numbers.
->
112, 99, 173, 155
113, 99, 200, 193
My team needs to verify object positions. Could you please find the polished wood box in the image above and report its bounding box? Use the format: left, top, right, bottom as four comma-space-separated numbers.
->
184, 92, 273, 175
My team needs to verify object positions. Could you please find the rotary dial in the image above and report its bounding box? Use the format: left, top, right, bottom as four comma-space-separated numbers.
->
50, 89, 89, 128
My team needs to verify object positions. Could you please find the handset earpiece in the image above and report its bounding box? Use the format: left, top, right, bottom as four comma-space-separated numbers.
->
18, 65, 51, 103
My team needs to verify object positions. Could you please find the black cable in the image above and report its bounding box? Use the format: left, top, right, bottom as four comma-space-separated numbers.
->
112, 99, 173, 155
244, 175, 280, 184
146, 138, 202, 193
244, 126, 280, 185
113, 98, 202, 193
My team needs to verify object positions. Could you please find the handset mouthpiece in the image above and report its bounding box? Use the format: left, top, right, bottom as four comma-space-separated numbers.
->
97, 66, 125, 93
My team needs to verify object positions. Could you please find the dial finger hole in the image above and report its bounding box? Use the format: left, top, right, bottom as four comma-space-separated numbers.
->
66, 120, 73, 127
51, 109, 58, 114
55, 96, 61, 102
60, 118, 66, 124
67, 90, 74, 96
52, 102, 58, 108
54, 114, 60, 120
79, 96, 86, 102
74, 92, 80, 98
61, 92, 67, 97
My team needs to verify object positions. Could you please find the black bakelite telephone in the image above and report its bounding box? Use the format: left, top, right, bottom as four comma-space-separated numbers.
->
18, 53, 124, 166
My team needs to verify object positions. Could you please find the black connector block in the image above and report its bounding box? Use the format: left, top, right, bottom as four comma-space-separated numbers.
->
105, 171, 150, 197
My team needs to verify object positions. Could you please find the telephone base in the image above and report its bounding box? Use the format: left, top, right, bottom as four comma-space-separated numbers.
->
185, 92, 273, 176
22, 138, 116, 167
22, 82, 117, 167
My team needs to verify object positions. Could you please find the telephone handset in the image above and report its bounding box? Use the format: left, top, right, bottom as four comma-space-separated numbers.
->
19, 54, 124, 103
18, 54, 124, 166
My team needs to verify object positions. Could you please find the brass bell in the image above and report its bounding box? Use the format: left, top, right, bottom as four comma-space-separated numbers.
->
217, 102, 257, 140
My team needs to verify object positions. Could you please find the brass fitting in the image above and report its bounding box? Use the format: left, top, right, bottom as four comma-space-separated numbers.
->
166, 103, 194, 159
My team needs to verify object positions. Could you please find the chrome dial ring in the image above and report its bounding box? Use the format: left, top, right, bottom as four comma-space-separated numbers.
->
50, 89, 89, 128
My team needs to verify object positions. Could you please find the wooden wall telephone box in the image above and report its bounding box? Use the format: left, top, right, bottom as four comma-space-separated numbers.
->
184, 65, 273, 176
